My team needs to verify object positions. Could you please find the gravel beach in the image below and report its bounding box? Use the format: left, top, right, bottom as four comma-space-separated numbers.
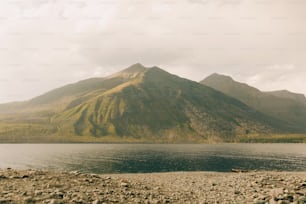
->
0, 169, 305, 204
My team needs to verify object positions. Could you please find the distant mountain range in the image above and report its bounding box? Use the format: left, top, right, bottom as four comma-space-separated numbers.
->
201, 73, 306, 133
0, 64, 305, 143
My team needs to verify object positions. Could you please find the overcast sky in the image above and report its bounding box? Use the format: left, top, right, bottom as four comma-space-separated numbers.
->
0, 0, 306, 103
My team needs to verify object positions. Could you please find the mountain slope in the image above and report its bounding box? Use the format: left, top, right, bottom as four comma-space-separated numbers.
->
30, 63, 147, 106
0, 65, 300, 142
201, 73, 306, 132
266, 90, 306, 105
0, 64, 147, 115
51, 67, 289, 142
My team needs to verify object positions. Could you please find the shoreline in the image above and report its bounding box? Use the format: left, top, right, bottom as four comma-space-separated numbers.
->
0, 133, 306, 144
0, 169, 305, 203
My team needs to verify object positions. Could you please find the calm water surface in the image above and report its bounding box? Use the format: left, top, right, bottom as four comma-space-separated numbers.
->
0, 144, 305, 173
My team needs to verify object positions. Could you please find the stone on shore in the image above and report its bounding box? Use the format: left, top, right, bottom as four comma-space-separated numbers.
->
0, 169, 305, 203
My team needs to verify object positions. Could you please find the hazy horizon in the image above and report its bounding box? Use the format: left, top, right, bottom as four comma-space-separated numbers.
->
1, 0, 306, 103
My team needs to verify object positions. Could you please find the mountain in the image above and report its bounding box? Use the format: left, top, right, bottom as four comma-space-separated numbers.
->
201, 73, 306, 132
0, 64, 301, 143
265, 90, 306, 105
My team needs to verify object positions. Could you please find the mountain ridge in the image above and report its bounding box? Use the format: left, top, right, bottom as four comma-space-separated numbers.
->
201, 73, 306, 132
52, 66, 279, 140
0, 65, 305, 143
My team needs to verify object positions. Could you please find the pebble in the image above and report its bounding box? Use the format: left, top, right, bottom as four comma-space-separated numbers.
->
253, 199, 266, 204
92, 199, 101, 204
0, 169, 305, 203
120, 182, 129, 187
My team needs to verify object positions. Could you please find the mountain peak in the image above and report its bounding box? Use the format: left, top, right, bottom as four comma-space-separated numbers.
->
1, 63, 305, 142
266, 89, 306, 103
203, 73, 234, 82
271, 89, 295, 95
108, 63, 147, 79
147, 66, 167, 73
123, 63, 147, 73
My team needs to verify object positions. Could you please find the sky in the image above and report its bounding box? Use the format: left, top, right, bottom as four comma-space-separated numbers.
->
0, 0, 306, 103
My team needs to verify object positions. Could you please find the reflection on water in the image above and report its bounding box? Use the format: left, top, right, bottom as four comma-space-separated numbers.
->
0, 144, 305, 173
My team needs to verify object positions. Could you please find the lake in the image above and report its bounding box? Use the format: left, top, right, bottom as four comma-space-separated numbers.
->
0, 144, 305, 173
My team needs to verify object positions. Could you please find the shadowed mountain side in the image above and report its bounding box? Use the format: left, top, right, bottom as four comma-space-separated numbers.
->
265, 90, 306, 105
201, 73, 306, 132
0, 64, 302, 143
51, 67, 290, 142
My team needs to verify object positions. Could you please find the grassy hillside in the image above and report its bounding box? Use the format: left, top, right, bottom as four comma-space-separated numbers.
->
51, 67, 289, 142
0, 64, 304, 143
0, 64, 147, 115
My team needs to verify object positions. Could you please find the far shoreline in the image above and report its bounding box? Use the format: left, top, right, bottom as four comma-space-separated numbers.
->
0, 132, 305, 144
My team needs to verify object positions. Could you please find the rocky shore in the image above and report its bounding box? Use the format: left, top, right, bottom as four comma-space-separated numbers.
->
0, 169, 305, 204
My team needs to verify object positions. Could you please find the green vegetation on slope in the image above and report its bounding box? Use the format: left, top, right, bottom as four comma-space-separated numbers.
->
0, 64, 304, 143
52, 66, 286, 142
